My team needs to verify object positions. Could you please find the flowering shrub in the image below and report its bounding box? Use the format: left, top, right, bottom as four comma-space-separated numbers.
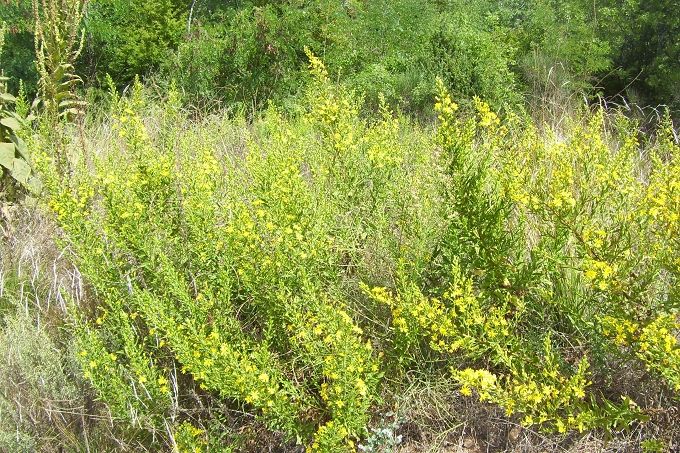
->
34, 55, 679, 450
365, 81, 679, 434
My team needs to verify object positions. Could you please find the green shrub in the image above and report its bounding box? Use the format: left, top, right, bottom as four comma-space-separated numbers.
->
0, 0, 37, 95
597, 0, 680, 110
83, 0, 186, 85
0, 310, 87, 452
426, 9, 520, 108
0, 208, 114, 452
512, 0, 611, 88
163, 1, 333, 109
164, 0, 521, 111
33, 56, 680, 450
37, 60, 430, 450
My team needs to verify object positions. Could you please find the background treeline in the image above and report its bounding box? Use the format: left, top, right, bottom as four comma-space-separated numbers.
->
1, 0, 679, 113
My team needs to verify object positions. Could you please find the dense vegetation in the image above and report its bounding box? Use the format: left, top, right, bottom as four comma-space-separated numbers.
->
1, 0, 679, 452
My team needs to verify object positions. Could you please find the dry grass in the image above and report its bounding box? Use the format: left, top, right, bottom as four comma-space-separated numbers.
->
381, 372, 680, 453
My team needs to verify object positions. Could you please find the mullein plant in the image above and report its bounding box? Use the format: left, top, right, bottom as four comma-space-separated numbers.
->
33, 0, 87, 127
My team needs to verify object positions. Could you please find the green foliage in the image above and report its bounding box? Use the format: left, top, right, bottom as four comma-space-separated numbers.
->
0, 0, 37, 95
30, 55, 680, 451
364, 80, 679, 434
0, 0, 676, 117
425, 4, 520, 108
598, 0, 680, 109
0, 221, 111, 453
84, 0, 186, 85
164, 2, 331, 109
503, 0, 611, 89
641, 438, 668, 453
0, 310, 84, 452
1, 27, 40, 196
165, 0, 521, 111
38, 66, 417, 449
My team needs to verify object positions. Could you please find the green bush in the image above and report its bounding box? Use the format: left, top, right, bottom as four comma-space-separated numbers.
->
511, 0, 611, 88
163, 1, 338, 109
597, 0, 680, 110
83, 0, 186, 85
37, 67, 412, 450
0, 0, 37, 95
31, 56, 680, 450
163, 0, 521, 111
425, 9, 520, 108
0, 207, 117, 452
0, 311, 85, 452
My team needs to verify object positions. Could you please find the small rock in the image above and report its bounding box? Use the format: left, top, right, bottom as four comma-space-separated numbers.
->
461, 436, 482, 453
508, 425, 522, 443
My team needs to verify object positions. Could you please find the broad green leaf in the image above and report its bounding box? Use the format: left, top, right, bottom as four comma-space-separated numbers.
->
11, 157, 31, 184
0, 93, 17, 103
13, 137, 30, 161
53, 65, 66, 83
0, 142, 15, 169
63, 108, 84, 117
0, 117, 20, 131
23, 195, 39, 207
26, 176, 43, 194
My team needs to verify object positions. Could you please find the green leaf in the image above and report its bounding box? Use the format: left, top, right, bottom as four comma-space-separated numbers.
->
26, 176, 43, 194
62, 108, 84, 117
0, 142, 15, 169
0, 93, 17, 103
23, 195, 39, 207
0, 117, 21, 131
13, 137, 30, 161
53, 65, 66, 83
10, 157, 31, 184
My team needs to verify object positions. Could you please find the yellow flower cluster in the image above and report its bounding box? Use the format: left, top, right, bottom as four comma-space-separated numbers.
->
305, 46, 329, 82
474, 97, 500, 129
309, 420, 356, 452
288, 300, 380, 448
174, 421, 211, 453
74, 311, 170, 422
642, 133, 680, 264
453, 338, 604, 433
602, 314, 680, 391
582, 258, 617, 291
433, 79, 461, 151
364, 264, 642, 432
136, 293, 308, 436
362, 266, 519, 364
38, 64, 678, 448
582, 227, 607, 250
